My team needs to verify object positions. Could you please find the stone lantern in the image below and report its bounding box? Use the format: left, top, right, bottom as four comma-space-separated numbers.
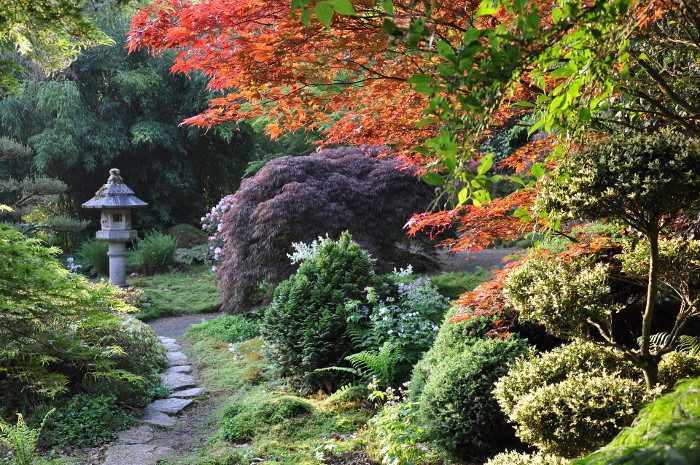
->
82, 168, 148, 287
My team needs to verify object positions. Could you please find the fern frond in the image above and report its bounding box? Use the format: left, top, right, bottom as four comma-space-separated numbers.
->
678, 335, 700, 356
638, 332, 672, 351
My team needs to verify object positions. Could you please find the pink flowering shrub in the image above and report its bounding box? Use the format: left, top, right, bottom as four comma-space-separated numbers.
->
201, 194, 235, 270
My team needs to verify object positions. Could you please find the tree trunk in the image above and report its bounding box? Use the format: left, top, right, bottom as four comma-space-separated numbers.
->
640, 224, 660, 388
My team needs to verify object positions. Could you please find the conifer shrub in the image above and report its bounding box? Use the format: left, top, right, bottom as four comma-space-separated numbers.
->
494, 341, 659, 458
409, 308, 517, 400
417, 336, 532, 461
260, 232, 387, 392
217, 146, 433, 312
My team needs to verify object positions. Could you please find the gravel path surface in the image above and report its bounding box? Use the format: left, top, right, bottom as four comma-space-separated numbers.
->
435, 247, 523, 273
146, 312, 223, 339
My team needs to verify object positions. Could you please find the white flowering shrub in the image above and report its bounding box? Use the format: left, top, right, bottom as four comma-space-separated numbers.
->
345, 277, 450, 386
286, 235, 331, 264
201, 194, 235, 271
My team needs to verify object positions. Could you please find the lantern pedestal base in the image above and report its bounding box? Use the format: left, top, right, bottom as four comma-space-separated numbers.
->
107, 241, 128, 288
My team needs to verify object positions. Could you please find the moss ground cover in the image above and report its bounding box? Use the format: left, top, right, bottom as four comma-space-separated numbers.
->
129, 264, 220, 320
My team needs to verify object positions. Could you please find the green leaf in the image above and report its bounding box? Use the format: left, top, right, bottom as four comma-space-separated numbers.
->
326, 0, 357, 16
477, 153, 494, 175
415, 117, 436, 128
380, 0, 394, 15
382, 18, 399, 36
315, 2, 334, 28
421, 172, 445, 186
513, 208, 529, 217
531, 162, 545, 179
407, 74, 435, 84
507, 175, 525, 186
476, 0, 501, 16
457, 187, 469, 206
472, 189, 491, 205
300, 9, 313, 25
291, 0, 312, 13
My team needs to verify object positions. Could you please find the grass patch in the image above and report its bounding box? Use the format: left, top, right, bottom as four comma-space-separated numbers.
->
179, 330, 374, 465
428, 268, 493, 300
128, 264, 219, 321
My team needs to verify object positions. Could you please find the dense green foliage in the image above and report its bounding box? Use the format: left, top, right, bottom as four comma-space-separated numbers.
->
261, 233, 385, 392
576, 377, 700, 465
410, 308, 517, 400
0, 15, 257, 230
133, 230, 177, 273
185, 315, 260, 344
52, 395, 133, 448
345, 277, 449, 386
0, 224, 165, 412
367, 401, 439, 465
486, 451, 570, 465
418, 336, 532, 461
428, 268, 492, 300
77, 237, 108, 275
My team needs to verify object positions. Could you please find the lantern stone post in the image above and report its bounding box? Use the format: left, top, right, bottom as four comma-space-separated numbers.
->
82, 168, 148, 287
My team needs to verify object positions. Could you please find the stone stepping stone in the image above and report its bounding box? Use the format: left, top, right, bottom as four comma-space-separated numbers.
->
102, 445, 173, 465
165, 365, 192, 375
160, 372, 197, 391
166, 351, 188, 366
169, 387, 205, 398
117, 425, 153, 444
163, 342, 181, 351
140, 409, 176, 427
147, 398, 193, 415
158, 336, 177, 344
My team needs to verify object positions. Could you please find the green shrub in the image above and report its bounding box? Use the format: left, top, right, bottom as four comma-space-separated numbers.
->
261, 232, 385, 392
53, 395, 134, 447
0, 225, 158, 412
507, 374, 649, 458
77, 238, 109, 276
80, 317, 167, 407
418, 336, 532, 461
657, 351, 700, 390
493, 340, 640, 414
486, 451, 570, 465
134, 230, 177, 273
186, 315, 260, 343
367, 401, 439, 465
410, 308, 515, 401
345, 277, 450, 386
164, 223, 208, 248
219, 396, 315, 443
575, 377, 700, 465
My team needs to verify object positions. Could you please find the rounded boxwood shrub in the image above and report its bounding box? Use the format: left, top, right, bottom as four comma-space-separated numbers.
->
507, 374, 649, 458
485, 451, 570, 465
417, 336, 532, 461
261, 232, 386, 392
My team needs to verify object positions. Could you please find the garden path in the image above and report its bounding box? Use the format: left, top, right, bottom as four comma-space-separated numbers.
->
96, 247, 517, 465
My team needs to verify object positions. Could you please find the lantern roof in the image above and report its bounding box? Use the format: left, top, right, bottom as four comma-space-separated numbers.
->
82, 168, 148, 209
